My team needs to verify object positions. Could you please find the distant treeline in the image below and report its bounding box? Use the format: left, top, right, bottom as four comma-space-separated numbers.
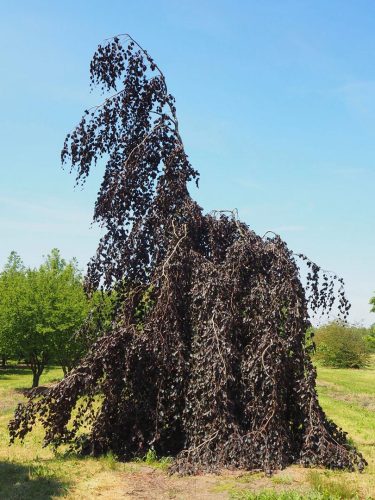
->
311, 321, 374, 369
0, 249, 115, 387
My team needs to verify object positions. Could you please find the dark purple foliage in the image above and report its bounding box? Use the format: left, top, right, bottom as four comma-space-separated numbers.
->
9, 35, 365, 474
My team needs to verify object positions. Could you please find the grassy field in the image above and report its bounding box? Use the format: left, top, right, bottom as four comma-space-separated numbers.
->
0, 359, 374, 499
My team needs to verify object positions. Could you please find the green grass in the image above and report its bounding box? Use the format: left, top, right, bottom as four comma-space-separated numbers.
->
229, 469, 364, 499
316, 359, 375, 396
0, 363, 63, 429
0, 358, 374, 499
0, 365, 141, 499
133, 448, 173, 470
228, 469, 366, 499
313, 355, 375, 499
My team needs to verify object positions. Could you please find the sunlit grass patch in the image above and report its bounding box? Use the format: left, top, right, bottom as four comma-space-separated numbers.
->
133, 448, 173, 470
271, 475, 293, 485
230, 489, 313, 499
316, 355, 375, 396
307, 470, 360, 499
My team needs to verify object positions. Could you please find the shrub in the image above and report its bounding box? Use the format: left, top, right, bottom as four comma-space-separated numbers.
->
314, 322, 370, 368
364, 325, 375, 352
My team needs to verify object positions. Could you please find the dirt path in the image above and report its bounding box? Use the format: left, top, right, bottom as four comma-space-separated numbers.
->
123, 467, 228, 499
66, 466, 229, 499
64, 466, 311, 499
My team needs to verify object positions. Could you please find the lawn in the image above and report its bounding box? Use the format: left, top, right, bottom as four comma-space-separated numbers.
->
0, 359, 374, 499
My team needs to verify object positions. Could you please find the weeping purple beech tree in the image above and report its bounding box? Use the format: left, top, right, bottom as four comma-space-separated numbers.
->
9, 35, 366, 474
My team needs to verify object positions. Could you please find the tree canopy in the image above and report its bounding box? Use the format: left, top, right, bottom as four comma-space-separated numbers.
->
370, 294, 375, 314
314, 321, 370, 368
9, 35, 365, 474
0, 252, 25, 363
0, 249, 89, 386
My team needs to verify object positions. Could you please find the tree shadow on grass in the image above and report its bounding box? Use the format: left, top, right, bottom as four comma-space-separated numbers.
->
0, 367, 32, 378
0, 462, 68, 499
14, 386, 50, 396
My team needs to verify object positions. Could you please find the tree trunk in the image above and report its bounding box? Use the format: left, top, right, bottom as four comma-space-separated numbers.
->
32, 370, 41, 388
30, 361, 45, 388
1, 356, 6, 367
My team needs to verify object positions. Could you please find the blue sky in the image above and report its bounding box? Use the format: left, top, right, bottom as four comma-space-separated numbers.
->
0, 0, 374, 325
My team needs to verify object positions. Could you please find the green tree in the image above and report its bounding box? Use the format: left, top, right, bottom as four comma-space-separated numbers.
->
35, 249, 90, 377
79, 289, 117, 352
314, 321, 370, 368
0, 249, 90, 387
369, 294, 375, 351
365, 324, 375, 352
0, 252, 26, 365
370, 293, 375, 313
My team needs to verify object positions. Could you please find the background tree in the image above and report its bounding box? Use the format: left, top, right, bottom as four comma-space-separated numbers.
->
364, 325, 375, 352
38, 249, 90, 376
367, 295, 375, 351
0, 252, 26, 366
77, 289, 117, 353
370, 293, 375, 313
314, 321, 370, 368
0, 249, 89, 387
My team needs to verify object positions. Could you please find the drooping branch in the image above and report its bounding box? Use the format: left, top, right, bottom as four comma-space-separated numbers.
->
61, 35, 199, 290
9, 35, 366, 476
